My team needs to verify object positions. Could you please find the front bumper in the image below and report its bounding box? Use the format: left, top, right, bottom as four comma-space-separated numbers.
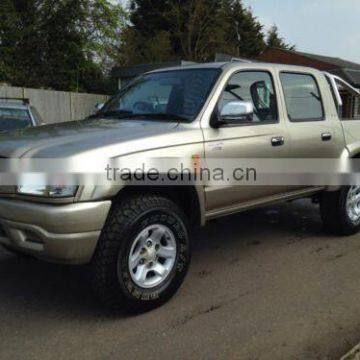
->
0, 199, 111, 264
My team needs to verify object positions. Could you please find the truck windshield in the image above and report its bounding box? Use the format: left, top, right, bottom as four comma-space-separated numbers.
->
0, 107, 32, 132
99, 68, 220, 122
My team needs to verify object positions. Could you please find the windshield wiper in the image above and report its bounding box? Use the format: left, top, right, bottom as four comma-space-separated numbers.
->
117, 113, 190, 122
88, 110, 133, 119
89, 110, 190, 122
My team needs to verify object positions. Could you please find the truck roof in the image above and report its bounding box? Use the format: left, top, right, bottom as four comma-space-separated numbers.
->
148, 61, 324, 76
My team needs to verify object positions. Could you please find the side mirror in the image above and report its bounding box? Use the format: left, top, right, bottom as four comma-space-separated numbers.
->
220, 101, 254, 124
95, 103, 104, 112
211, 100, 254, 128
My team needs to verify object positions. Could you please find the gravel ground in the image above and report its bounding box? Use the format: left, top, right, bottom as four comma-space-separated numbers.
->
1, 199, 360, 360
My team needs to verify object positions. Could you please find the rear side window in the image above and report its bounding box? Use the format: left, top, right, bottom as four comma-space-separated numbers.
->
280, 72, 324, 122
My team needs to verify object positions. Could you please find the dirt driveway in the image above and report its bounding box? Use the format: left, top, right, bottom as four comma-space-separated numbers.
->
1, 199, 360, 360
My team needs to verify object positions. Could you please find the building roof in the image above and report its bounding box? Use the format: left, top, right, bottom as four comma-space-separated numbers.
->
258, 48, 360, 88
345, 69, 360, 83
295, 51, 360, 88
295, 51, 360, 71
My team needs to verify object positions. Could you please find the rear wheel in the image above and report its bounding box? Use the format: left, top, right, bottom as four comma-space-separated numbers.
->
91, 194, 190, 312
320, 186, 360, 235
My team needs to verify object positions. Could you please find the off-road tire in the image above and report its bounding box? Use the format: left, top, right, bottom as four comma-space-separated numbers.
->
320, 187, 360, 236
91, 194, 190, 312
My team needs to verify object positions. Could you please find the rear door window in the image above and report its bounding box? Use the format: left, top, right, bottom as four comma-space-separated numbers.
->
280, 72, 324, 122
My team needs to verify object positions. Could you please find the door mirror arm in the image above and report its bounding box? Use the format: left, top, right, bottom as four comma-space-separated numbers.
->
210, 107, 225, 129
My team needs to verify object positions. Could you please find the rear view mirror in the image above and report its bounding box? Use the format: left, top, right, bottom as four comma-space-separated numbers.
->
211, 101, 254, 128
220, 101, 254, 123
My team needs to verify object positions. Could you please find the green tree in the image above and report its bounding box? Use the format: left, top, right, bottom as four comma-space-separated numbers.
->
118, 27, 173, 65
119, 0, 267, 64
85, 0, 127, 72
165, 0, 223, 61
266, 24, 295, 51
119, 0, 223, 64
0, 0, 45, 86
218, 0, 265, 58
0, 0, 126, 93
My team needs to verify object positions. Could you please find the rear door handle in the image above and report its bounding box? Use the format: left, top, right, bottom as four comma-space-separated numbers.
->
321, 133, 332, 141
271, 136, 285, 147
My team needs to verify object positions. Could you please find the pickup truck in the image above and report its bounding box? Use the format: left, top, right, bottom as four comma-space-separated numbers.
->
0, 62, 360, 312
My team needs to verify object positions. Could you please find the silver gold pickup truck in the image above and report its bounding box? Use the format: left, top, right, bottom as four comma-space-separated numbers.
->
1, 62, 360, 312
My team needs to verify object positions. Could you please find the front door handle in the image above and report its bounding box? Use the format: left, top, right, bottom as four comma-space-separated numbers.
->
271, 136, 285, 147
321, 133, 332, 141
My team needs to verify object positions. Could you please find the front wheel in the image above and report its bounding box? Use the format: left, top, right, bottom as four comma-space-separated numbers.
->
91, 194, 190, 312
320, 186, 360, 235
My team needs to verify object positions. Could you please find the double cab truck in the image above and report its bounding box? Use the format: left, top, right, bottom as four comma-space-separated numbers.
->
0, 62, 360, 312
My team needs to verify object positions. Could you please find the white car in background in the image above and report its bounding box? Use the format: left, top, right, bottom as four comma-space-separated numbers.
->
0, 98, 44, 133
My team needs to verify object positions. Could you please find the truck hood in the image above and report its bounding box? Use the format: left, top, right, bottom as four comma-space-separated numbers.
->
0, 118, 185, 158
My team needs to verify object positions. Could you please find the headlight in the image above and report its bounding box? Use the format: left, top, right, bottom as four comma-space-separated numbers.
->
17, 185, 78, 198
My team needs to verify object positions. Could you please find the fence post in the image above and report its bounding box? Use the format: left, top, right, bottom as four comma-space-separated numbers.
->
69, 92, 73, 121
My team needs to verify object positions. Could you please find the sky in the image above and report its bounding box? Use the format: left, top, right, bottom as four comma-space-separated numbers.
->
243, 0, 360, 63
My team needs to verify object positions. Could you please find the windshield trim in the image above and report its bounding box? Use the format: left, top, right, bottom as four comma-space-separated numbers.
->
98, 68, 222, 123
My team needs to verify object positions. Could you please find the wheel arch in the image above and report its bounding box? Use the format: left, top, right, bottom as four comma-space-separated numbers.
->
112, 185, 206, 227
326, 148, 360, 192
346, 143, 360, 158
